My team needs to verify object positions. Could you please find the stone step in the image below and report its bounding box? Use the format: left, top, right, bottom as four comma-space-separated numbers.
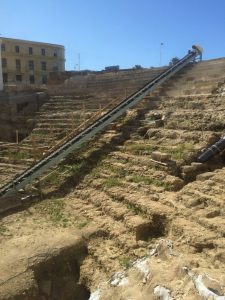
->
160, 88, 213, 97
75, 188, 132, 221
43, 96, 111, 104
40, 102, 105, 109
0, 156, 34, 166
166, 121, 225, 131
22, 135, 58, 144
66, 195, 138, 247
157, 100, 225, 111
164, 81, 217, 90
0, 175, 18, 187
35, 122, 76, 129
106, 188, 173, 218
0, 162, 28, 171
179, 185, 225, 210
194, 216, 225, 237
32, 127, 72, 134
164, 78, 222, 88
39, 105, 100, 112
175, 63, 225, 76
141, 127, 218, 143
171, 217, 218, 253
97, 157, 179, 185
50, 94, 91, 99
73, 187, 168, 243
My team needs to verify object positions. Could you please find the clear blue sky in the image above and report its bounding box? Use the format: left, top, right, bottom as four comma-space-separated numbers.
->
1, 0, 225, 70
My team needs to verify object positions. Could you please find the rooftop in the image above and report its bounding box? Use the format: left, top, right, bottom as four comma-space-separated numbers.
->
0, 37, 64, 49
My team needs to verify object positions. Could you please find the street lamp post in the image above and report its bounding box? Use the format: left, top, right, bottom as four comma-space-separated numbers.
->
78, 53, 80, 71
159, 42, 163, 67
75, 53, 81, 71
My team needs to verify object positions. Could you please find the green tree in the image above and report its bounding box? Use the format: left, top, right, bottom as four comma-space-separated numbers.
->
169, 57, 179, 66
133, 65, 143, 69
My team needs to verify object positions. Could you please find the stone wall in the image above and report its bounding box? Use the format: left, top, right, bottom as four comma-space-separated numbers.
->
48, 67, 168, 96
0, 91, 48, 141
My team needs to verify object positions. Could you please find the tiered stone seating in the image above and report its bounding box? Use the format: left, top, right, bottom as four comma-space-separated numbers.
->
48, 67, 167, 97
0, 59, 225, 190
1, 58, 225, 298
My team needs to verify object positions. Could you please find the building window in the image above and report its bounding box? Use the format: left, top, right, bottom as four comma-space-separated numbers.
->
53, 65, 59, 71
3, 73, 8, 83
29, 47, 33, 55
16, 59, 21, 71
1, 44, 5, 52
2, 58, 7, 68
42, 75, 47, 84
29, 75, 35, 84
53, 50, 57, 57
41, 48, 46, 56
16, 75, 22, 82
41, 61, 47, 71
28, 60, 34, 70
15, 45, 20, 53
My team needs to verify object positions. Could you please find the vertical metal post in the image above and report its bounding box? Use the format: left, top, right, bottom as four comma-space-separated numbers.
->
82, 102, 86, 121
71, 112, 75, 131
159, 42, 163, 67
31, 135, 37, 162
0, 38, 3, 91
16, 130, 19, 144
78, 53, 80, 71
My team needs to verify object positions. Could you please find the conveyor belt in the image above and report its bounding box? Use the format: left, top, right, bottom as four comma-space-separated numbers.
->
0, 45, 203, 199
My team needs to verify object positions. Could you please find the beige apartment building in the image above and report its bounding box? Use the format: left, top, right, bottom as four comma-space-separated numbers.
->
0, 37, 65, 89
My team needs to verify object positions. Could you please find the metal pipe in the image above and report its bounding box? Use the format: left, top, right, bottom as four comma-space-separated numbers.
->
198, 136, 225, 163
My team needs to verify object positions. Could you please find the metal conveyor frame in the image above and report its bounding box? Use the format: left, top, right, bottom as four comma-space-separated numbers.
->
0, 45, 203, 199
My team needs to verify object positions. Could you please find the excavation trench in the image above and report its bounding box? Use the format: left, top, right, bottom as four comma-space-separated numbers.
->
0, 233, 91, 300
33, 249, 90, 300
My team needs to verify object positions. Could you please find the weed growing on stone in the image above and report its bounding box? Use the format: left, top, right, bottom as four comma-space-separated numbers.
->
42, 170, 63, 186
10, 151, 31, 161
34, 198, 69, 227
35, 129, 48, 136
66, 162, 83, 172
129, 175, 154, 185
121, 110, 137, 125
118, 255, 132, 269
157, 181, 172, 191
123, 143, 155, 155
89, 166, 103, 178
76, 218, 90, 229
161, 143, 194, 160
104, 164, 127, 177
128, 175, 172, 190
85, 147, 106, 161
126, 203, 141, 215
103, 177, 122, 188
62, 161, 88, 174
0, 224, 7, 236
